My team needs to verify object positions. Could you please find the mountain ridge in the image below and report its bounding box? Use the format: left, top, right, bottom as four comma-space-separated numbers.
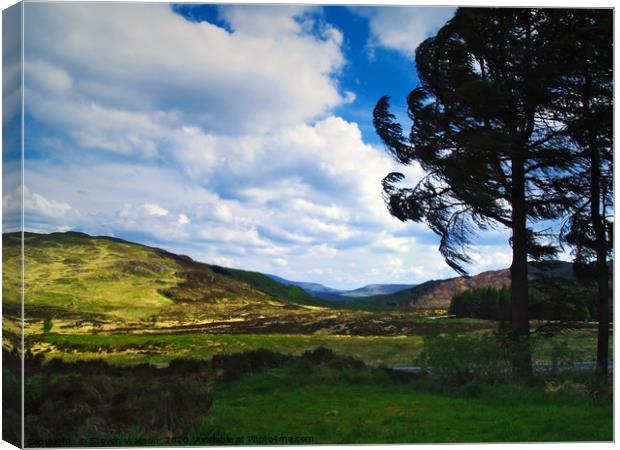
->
340, 283, 418, 298
266, 274, 346, 296
266, 274, 417, 300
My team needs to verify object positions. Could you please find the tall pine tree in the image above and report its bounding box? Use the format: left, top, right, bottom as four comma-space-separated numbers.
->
374, 8, 578, 380
552, 10, 613, 379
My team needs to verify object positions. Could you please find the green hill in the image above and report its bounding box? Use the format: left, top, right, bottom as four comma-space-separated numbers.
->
2, 231, 332, 335
210, 265, 332, 307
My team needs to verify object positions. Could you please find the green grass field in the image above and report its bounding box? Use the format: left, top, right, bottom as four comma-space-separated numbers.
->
15, 347, 612, 446
189, 363, 612, 444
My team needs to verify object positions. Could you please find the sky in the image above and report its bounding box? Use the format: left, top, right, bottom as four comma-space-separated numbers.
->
8, 3, 518, 289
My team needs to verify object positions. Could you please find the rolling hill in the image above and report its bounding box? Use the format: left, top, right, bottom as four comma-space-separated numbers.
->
2, 231, 586, 336
3, 231, 339, 335
8, 231, 486, 340
336, 280, 446, 311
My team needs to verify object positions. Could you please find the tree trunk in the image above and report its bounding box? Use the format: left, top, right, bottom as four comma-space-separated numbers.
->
510, 155, 533, 381
590, 141, 610, 381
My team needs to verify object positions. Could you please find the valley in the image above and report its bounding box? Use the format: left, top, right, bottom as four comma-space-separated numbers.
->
2, 231, 607, 368
2, 231, 612, 446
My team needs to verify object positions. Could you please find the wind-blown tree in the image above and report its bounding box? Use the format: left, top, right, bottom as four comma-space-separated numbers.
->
374, 8, 578, 380
552, 10, 613, 379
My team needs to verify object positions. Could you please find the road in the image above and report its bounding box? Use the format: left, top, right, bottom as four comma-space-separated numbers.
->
390, 361, 614, 374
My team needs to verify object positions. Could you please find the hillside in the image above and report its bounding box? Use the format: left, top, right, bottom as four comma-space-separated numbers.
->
3, 231, 587, 338
3, 232, 338, 335
416, 269, 511, 309
211, 266, 331, 307
6, 232, 452, 338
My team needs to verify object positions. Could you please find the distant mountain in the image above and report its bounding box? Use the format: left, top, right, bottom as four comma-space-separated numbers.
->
11, 232, 587, 324
266, 275, 346, 297
345, 261, 580, 311
339, 284, 417, 298
227, 261, 581, 311
266, 275, 417, 300
337, 280, 445, 311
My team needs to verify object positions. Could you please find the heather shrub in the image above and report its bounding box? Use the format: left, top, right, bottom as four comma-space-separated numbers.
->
418, 331, 512, 385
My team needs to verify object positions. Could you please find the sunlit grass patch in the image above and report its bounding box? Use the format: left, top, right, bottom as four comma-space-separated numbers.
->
31, 327, 608, 369
34, 333, 426, 367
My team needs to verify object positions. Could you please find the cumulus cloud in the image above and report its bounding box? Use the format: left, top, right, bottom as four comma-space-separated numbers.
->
29, 192, 77, 220
273, 257, 289, 267
3, 186, 82, 233
24, 3, 346, 135
177, 214, 190, 226
357, 6, 456, 58
2, 4, 22, 126
143, 204, 169, 217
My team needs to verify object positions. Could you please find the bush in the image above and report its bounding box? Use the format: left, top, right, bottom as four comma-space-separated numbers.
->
22, 353, 213, 446
458, 380, 487, 397
3, 351, 22, 446
42, 317, 53, 333
211, 349, 291, 382
547, 339, 578, 373
301, 347, 365, 370
417, 331, 511, 385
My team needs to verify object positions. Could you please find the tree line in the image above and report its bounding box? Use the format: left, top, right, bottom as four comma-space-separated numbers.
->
449, 281, 607, 323
373, 9, 612, 381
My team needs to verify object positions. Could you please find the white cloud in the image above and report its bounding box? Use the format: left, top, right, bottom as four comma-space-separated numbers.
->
5, 186, 82, 233
2, 185, 22, 219
116, 203, 190, 241
25, 3, 346, 135
177, 214, 190, 226
29, 192, 76, 219
468, 247, 513, 274
273, 257, 288, 267
211, 256, 238, 268
357, 6, 455, 58
143, 204, 169, 217
26, 60, 73, 95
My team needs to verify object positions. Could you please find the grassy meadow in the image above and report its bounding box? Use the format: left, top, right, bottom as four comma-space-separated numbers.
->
30, 323, 608, 368
197, 361, 613, 444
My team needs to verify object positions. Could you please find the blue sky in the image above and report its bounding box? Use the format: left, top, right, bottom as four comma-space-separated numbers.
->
12, 3, 518, 289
